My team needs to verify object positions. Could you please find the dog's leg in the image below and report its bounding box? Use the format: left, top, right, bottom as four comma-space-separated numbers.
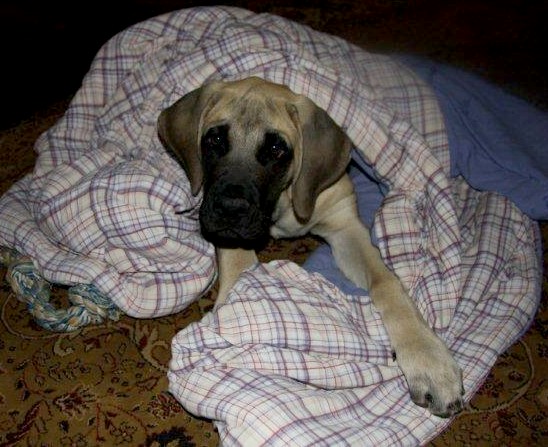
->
215, 247, 258, 307
315, 203, 464, 418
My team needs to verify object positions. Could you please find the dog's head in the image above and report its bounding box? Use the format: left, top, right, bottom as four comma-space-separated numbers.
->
158, 77, 351, 249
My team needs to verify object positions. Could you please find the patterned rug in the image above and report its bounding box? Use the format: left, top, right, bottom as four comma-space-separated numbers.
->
1, 2, 546, 445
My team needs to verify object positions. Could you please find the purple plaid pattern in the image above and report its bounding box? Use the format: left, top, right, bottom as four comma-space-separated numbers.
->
0, 6, 541, 444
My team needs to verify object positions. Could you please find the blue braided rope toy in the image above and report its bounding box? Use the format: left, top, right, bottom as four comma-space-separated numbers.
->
1, 246, 120, 332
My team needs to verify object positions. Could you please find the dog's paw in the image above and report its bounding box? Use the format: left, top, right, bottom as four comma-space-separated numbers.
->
394, 331, 464, 418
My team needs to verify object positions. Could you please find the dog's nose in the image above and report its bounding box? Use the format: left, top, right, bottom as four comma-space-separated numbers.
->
218, 184, 251, 214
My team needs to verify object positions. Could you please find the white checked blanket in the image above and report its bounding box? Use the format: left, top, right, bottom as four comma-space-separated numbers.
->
0, 6, 542, 445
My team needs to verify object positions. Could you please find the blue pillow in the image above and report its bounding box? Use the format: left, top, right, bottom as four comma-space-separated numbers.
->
398, 55, 548, 220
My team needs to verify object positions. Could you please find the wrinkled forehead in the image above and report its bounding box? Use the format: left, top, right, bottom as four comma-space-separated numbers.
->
202, 81, 300, 147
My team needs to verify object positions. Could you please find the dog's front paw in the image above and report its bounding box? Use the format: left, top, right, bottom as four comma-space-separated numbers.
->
394, 331, 464, 418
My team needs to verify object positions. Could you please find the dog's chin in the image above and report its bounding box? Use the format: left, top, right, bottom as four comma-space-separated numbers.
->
199, 197, 273, 250
201, 227, 270, 250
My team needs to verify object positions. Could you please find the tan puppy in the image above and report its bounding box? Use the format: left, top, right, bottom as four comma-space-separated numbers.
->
158, 77, 464, 417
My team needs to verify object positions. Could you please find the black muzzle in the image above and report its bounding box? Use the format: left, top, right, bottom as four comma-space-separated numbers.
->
199, 180, 272, 250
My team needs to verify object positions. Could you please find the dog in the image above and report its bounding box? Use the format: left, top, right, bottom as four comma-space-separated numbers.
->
158, 77, 464, 418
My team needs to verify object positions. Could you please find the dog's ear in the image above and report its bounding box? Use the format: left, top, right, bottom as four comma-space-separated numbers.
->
157, 85, 217, 195
289, 99, 352, 223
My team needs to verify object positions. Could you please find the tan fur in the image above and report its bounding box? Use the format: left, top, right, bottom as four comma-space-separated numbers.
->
158, 77, 464, 417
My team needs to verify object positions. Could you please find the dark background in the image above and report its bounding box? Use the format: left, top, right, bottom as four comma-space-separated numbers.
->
1, 0, 547, 129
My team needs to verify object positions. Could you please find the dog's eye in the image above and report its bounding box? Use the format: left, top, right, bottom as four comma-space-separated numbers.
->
202, 125, 229, 156
258, 132, 292, 166
270, 141, 289, 160
207, 134, 223, 146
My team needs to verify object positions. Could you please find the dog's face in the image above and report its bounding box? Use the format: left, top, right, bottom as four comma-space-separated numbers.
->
158, 77, 351, 249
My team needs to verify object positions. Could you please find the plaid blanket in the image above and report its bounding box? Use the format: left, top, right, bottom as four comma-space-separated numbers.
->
0, 6, 542, 445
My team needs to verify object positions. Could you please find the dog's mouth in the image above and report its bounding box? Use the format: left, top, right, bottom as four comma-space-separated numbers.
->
198, 188, 272, 250
199, 213, 271, 250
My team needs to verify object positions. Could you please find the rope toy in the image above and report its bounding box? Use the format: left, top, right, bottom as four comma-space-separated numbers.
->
1, 246, 120, 332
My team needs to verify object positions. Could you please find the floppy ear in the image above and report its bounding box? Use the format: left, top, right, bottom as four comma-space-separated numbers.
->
157, 85, 216, 195
290, 99, 352, 223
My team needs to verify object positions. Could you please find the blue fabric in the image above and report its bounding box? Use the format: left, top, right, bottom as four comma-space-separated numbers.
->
399, 55, 548, 220
303, 56, 548, 291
